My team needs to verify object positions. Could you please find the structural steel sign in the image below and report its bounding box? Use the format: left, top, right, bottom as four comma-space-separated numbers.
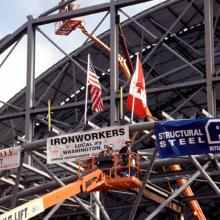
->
47, 125, 129, 163
0, 198, 44, 220
0, 146, 21, 170
155, 118, 220, 158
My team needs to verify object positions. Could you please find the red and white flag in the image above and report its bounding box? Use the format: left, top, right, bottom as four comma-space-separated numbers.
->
88, 57, 104, 113
126, 56, 147, 119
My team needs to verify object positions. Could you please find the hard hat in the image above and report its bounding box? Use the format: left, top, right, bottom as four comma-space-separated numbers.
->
107, 144, 113, 149
125, 139, 132, 144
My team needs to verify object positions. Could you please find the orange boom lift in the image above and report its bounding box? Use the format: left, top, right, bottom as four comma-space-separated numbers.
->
0, 154, 142, 220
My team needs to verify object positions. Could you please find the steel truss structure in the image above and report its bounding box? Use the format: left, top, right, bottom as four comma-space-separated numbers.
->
0, 0, 220, 219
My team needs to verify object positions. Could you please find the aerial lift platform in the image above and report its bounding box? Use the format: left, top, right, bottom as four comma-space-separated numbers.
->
0, 152, 184, 219
0, 153, 143, 220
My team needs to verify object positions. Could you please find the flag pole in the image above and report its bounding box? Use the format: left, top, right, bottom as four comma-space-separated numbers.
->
131, 55, 138, 123
48, 100, 51, 131
84, 54, 90, 124
120, 86, 123, 120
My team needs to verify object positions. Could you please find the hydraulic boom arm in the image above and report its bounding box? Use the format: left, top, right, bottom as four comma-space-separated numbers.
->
0, 170, 105, 220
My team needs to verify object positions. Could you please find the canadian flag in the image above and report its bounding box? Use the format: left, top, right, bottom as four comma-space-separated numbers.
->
126, 56, 149, 119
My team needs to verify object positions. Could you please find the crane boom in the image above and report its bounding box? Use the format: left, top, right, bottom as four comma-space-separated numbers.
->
0, 169, 142, 220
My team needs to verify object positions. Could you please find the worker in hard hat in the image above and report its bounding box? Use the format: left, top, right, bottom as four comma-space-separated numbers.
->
119, 139, 136, 177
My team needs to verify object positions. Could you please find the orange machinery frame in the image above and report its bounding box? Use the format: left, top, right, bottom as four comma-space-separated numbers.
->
0, 154, 142, 220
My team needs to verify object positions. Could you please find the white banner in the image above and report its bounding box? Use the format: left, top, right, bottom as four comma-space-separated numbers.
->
0, 146, 21, 170
0, 198, 44, 220
47, 125, 129, 163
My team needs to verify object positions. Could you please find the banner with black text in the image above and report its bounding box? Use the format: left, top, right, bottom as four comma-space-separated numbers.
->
47, 125, 129, 163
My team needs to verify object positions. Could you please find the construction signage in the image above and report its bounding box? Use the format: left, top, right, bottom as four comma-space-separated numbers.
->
155, 118, 220, 158
0, 146, 21, 170
47, 125, 129, 163
0, 198, 44, 220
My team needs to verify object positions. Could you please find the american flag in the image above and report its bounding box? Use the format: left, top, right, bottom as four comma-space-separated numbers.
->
88, 58, 104, 113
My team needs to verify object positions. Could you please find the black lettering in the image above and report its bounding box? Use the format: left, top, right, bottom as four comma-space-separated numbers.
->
92, 133, 98, 140
50, 138, 54, 145
98, 131, 106, 139
106, 130, 112, 138
119, 128, 125, 136
84, 134, 91, 141
24, 207, 28, 218
53, 138, 60, 145
74, 135, 84, 142
112, 129, 119, 137
68, 136, 75, 143
14, 211, 19, 220
61, 137, 68, 144
63, 150, 71, 155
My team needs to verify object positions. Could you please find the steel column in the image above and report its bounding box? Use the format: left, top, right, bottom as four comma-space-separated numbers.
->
204, 0, 216, 115
110, 0, 119, 125
10, 15, 36, 208
129, 148, 157, 220
25, 15, 35, 154
91, 192, 110, 220
10, 154, 24, 208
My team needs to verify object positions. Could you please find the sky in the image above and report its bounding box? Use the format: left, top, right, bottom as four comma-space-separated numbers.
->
0, 0, 166, 106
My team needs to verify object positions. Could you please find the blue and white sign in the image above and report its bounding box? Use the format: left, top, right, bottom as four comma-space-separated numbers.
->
155, 118, 220, 158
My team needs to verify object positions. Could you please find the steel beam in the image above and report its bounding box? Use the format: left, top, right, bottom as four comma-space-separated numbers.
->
91, 192, 110, 220
191, 155, 220, 196
25, 15, 35, 146
75, 11, 110, 55
29, 153, 98, 220
131, 185, 183, 214
43, 202, 64, 220
71, 63, 79, 125
37, 27, 87, 76
0, 35, 24, 69
35, 63, 70, 107
9, 15, 35, 209
0, 175, 77, 205
39, 0, 76, 17
32, 0, 152, 26
10, 154, 24, 208
169, 87, 203, 116
119, 3, 205, 77
204, 0, 216, 115
149, 17, 202, 56
145, 161, 210, 220
129, 148, 157, 220
0, 23, 27, 54
110, 0, 119, 126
